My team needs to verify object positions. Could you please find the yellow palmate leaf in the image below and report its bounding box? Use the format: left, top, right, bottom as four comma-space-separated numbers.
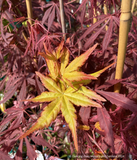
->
20, 98, 61, 139
61, 97, 78, 151
20, 42, 111, 153
65, 44, 98, 73
36, 72, 61, 93
64, 92, 102, 108
27, 92, 61, 102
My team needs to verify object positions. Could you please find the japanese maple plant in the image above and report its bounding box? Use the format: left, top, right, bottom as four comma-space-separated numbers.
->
1, 0, 137, 159
20, 42, 112, 151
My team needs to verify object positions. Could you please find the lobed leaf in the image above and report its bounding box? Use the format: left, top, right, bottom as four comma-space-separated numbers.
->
18, 79, 27, 101
56, 40, 64, 59
61, 97, 78, 151
65, 85, 105, 102
72, 63, 115, 86
39, 51, 56, 61
79, 107, 91, 125
20, 98, 61, 139
31, 135, 58, 155
20, 42, 115, 153
60, 47, 69, 75
97, 108, 114, 153
77, 86, 106, 102
96, 90, 137, 112
90, 62, 115, 78
65, 44, 98, 73
63, 71, 97, 82
48, 6, 55, 30
123, 113, 137, 131
37, 98, 61, 127
102, 18, 113, 52
47, 59, 60, 79
15, 139, 23, 160
36, 72, 61, 93
80, 16, 109, 40
84, 23, 107, 49
97, 79, 126, 90
42, 6, 53, 25
0, 80, 22, 104
39, 46, 59, 79
64, 92, 102, 108
25, 138, 37, 160
27, 92, 61, 103
0, 150, 13, 160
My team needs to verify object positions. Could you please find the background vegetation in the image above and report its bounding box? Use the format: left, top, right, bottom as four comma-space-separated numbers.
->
0, 0, 137, 159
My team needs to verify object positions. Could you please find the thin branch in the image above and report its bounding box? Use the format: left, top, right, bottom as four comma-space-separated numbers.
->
87, 133, 108, 159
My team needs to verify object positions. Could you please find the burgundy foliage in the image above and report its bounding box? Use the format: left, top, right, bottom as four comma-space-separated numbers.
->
0, 0, 137, 159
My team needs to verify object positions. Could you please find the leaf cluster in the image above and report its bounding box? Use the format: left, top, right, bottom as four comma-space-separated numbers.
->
0, 0, 137, 159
